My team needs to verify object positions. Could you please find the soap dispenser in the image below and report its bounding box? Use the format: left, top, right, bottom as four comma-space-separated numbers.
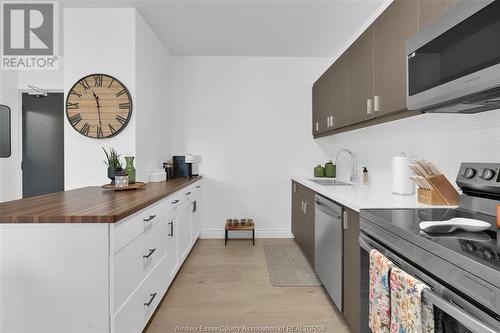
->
362, 167, 369, 185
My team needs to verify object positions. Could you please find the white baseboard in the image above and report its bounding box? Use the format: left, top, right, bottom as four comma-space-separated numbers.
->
200, 228, 293, 239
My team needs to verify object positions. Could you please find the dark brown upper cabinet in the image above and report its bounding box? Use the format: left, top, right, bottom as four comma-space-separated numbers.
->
312, 0, 457, 138
312, 72, 330, 135
346, 27, 374, 125
373, 0, 419, 116
419, 0, 458, 29
312, 56, 347, 135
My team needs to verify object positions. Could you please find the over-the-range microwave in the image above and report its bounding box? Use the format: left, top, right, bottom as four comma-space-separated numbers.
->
406, 0, 500, 113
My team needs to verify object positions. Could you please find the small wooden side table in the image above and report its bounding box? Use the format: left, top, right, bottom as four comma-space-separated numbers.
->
225, 222, 255, 246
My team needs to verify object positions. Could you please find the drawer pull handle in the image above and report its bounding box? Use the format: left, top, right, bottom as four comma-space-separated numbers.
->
143, 215, 156, 222
185, 191, 191, 196
168, 221, 174, 237
196, 186, 201, 189
143, 248, 156, 259
171, 200, 180, 205
144, 293, 157, 307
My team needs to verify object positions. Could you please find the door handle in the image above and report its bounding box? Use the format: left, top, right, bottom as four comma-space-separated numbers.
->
143, 248, 156, 259
169, 221, 174, 237
343, 211, 348, 229
192, 201, 197, 213
143, 215, 156, 222
144, 293, 157, 307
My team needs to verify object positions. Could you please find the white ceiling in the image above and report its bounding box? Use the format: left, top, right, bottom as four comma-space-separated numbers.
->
62, 0, 386, 57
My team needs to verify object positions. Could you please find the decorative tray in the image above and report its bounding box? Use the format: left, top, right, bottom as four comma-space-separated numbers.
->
101, 182, 145, 191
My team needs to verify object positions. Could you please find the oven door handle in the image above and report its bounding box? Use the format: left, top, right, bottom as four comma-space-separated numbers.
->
360, 234, 499, 333
423, 289, 497, 333
359, 236, 373, 252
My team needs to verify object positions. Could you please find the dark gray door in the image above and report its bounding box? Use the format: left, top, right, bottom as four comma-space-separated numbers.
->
22, 93, 64, 198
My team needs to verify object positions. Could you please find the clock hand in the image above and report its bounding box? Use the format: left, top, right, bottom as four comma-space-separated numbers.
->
93, 92, 103, 126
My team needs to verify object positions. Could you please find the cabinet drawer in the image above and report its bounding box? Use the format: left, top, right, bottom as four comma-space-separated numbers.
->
113, 199, 169, 254
113, 252, 172, 333
113, 215, 170, 313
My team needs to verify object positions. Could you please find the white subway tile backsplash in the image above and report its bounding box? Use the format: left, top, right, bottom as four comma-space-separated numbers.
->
316, 109, 500, 190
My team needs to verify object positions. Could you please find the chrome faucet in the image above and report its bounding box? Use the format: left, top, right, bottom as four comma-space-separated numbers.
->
333, 149, 356, 183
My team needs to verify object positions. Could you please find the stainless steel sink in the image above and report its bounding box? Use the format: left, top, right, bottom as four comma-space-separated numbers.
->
309, 179, 353, 186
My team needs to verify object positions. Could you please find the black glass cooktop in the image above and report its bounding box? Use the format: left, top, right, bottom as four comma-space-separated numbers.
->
361, 208, 500, 272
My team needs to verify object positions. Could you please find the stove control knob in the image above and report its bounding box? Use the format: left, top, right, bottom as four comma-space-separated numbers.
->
480, 168, 496, 180
463, 168, 476, 179
483, 249, 495, 260
465, 243, 476, 252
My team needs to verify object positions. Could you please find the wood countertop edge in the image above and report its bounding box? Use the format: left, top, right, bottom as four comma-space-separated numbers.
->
0, 176, 202, 224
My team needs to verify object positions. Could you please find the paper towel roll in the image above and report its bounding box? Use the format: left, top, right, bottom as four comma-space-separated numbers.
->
392, 153, 414, 195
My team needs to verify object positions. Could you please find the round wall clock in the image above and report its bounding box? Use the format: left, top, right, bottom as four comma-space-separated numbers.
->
66, 74, 132, 139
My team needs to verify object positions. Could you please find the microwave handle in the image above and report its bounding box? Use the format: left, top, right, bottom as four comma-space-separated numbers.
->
423, 289, 497, 333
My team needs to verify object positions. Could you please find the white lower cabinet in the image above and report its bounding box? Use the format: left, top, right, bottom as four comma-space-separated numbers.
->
111, 179, 202, 333
113, 252, 170, 333
0, 179, 202, 333
191, 187, 202, 241
113, 215, 170, 312
178, 202, 192, 262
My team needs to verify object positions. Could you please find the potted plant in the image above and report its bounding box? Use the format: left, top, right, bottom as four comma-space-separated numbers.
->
103, 147, 123, 183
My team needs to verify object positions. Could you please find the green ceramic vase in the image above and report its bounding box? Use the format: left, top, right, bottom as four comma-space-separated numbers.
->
125, 156, 136, 184
324, 161, 336, 178
314, 165, 325, 177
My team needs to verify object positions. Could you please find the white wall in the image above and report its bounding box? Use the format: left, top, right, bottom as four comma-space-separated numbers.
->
135, 13, 172, 182
64, 8, 136, 190
171, 57, 332, 237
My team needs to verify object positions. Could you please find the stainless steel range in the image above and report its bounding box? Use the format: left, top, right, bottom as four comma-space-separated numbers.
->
360, 163, 500, 333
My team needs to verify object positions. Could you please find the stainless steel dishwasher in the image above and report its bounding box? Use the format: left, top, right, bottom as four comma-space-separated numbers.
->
314, 194, 343, 311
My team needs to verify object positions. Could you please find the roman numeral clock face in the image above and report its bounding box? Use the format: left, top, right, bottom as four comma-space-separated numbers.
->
66, 74, 132, 138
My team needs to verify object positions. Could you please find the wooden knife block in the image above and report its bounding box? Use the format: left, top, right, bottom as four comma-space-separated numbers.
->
417, 174, 459, 206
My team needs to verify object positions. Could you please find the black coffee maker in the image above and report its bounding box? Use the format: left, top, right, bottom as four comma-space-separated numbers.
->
173, 155, 193, 178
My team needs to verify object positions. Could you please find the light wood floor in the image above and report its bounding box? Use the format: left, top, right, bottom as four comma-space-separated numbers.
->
145, 239, 350, 333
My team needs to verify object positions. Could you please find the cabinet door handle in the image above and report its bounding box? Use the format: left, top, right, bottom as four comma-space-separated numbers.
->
196, 185, 201, 189
185, 191, 191, 196
143, 215, 156, 222
326, 116, 330, 127
293, 183, 296, 192
330, 116, 334, 127
374, 95, 379, 113
169, 221, 174, 237
143, 248, 156, 259
343, 211, 348, 229
366, 98, 373, 115
315, 121, 319, 132
303, 202, 307, 214
171, 200, 180, 205
192, 200, 197, 213
144, 293, 157, 307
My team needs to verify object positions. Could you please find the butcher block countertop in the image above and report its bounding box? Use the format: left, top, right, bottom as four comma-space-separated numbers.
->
0, 176, 201, 224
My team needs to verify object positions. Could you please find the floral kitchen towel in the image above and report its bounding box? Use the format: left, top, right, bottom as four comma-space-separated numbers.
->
390, 266, 435, 333
369, 249, 395, 333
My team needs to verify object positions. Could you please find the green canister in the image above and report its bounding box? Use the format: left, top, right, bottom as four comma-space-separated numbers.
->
314, 165, 325, 177
325, 161, 336, 178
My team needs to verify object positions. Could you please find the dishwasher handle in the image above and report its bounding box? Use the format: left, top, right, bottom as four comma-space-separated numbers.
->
315, 197, 342, 218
